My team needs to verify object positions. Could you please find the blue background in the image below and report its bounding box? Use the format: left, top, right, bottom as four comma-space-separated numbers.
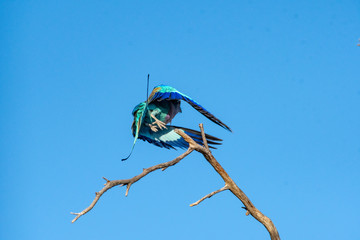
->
1, 1, 359, 239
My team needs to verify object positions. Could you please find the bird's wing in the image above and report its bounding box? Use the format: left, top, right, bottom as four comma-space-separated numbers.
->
148, 85, 232, 132
138, 125, 222, 149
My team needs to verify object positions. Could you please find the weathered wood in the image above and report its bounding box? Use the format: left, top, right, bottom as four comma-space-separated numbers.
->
71, 124, 280, 240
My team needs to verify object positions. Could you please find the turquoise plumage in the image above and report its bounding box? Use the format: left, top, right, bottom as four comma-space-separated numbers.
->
122, 85, 231, 160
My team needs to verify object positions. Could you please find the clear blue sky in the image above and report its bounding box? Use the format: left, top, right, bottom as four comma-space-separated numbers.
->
1, 1, 359, 239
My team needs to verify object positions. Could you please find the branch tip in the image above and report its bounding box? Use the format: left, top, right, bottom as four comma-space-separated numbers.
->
199, 123, 209, 150
190, 185, 228, 207
125, 183, 132, 197
241, 206, 250, 216
102, 177, 110, 182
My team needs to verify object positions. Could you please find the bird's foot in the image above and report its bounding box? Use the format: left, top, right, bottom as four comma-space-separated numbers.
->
150, 120, 167, 132
155, 119, 167, 130
150, 124, 159, 132
149, 114, 167, 132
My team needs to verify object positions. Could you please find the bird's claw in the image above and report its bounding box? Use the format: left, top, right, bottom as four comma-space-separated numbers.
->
155, 120, 167, 130
149, 119, 167, 132
149, 114, 167, 132
150, 125, 159, 132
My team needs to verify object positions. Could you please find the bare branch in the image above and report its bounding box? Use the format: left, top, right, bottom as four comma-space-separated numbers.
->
190, 185, 229, 207
71, 148, 193, 223
199, 123, 209, 150
71, 125, 280, 240
125, 183, 131, 197
191, 124, 280, 240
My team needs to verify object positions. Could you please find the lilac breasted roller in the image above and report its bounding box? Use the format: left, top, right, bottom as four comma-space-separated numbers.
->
122, 85, 231, 160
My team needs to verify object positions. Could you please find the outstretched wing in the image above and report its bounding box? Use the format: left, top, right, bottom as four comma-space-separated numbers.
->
138, 125, 222, 149
148, 85, 232, 132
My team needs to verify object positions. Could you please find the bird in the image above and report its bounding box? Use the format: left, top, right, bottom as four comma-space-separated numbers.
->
122, 84, 231, 160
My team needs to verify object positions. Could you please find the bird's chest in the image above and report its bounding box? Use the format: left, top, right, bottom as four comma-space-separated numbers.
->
148, 100, 181, 123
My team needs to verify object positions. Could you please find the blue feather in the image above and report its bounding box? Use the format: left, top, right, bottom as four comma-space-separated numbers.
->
148, 85, 231, 132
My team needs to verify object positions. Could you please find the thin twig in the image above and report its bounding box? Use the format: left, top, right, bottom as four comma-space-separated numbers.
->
199, 123, 209, 150
190, 185, 229, 207
125, 183, 132, 197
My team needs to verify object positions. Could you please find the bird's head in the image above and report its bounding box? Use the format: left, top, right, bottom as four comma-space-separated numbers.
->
132, 101, 146, 116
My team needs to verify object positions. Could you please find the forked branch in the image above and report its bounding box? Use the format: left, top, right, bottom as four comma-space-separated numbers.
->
71, 124, 280, 240
71, 148, 193, 223
176, 124, 280, 240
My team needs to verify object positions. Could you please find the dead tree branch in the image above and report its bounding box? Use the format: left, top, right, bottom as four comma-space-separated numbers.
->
71, 124, 280, 240
175, 124, 280, 240
71, 148, 193, 223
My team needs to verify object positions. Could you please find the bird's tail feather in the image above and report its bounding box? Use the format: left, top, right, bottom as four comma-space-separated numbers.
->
170, 125, 222, 149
